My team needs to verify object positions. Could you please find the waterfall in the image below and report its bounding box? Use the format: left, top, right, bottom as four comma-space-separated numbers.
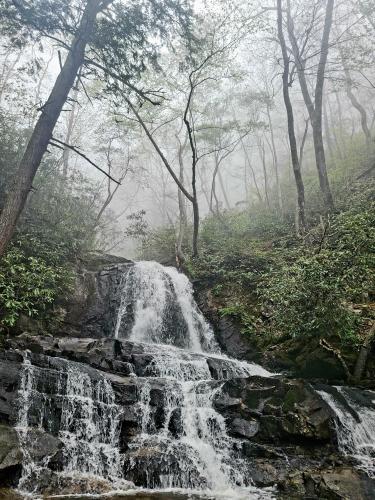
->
16, 260, 275, 499
115, 261, 274, 498
16, 355, 123, 494
114, 261, 219, 352
318, 386, 375, 477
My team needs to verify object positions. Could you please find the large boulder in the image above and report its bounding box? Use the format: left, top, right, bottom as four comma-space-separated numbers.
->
216, 376, 333, 444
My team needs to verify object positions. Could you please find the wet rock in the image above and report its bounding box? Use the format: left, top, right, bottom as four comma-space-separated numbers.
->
0, 426, 22, 472
241, 442, 285, 459
194, 286, 259, 361
0, 352, 22, 425
40, 473, 116, 496
218, 376, 333, 444
0, 489, 23, 500
56, 258, 133, 339
279, 467, 375, 499
229, 417, 259, 439
168, 408, 182, 438
0, 424, 61, 487
247, 461, 279, 487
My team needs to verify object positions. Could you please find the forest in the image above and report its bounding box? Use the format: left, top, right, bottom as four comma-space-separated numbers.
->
0, 0, 374, 499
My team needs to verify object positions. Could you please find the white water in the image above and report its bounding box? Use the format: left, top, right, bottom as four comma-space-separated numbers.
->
114, 261, 219, 352
115, 261, 274, 499
16, 356, 124, 495
16, 261, 274, 499
318, 387, 375, 477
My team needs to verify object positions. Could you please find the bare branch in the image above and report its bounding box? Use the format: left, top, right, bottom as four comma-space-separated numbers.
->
50, 138, 121, 184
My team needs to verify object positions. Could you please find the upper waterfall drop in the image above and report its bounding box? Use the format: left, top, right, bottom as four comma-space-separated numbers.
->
114, 261, 219, 353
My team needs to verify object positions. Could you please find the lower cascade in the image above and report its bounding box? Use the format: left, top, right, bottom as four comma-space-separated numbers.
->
8, 260, 375, 499
318, 386, 375, 478
13, 261, 274, 499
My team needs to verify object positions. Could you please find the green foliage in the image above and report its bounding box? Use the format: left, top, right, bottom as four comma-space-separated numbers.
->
139, 225, 180, 262
259, 205, 375, 341
0, 246, 72, 331
219, 303, 256, 335
0, 113, 112, 333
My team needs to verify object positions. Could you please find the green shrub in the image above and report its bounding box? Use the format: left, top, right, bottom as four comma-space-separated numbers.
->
259, 205, 375, 341
0, 246, 73, 331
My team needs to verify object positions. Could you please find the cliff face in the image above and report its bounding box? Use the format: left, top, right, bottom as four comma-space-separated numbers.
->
1, 257, 374, 499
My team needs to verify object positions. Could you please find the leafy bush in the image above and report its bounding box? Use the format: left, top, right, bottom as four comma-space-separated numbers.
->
259, 205, 375, 341
0, 246, 73, 331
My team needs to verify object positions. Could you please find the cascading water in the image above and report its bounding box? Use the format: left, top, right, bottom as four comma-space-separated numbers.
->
115, 261, 274, 499
318, 386, 375, 478
12, 259, 375, 498
16, 355, 124, 495
15, 260, 274, 499
114, 261, 219, 352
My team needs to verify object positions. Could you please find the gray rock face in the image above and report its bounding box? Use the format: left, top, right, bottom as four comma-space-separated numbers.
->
0, 424, 60, 487
59, 259, 132, 338
194, 284, 260, 361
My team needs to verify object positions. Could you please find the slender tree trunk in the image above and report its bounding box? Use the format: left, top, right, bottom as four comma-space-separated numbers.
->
311, 0, 335, 209
341, 61, 371, 146
323, 98, 334, 158
197, 166, 211, 208
0, 0, 105, 258
258, 139, 270, 209
287, 0, 334, 211
176, 136, 188, 260
328, 95, 343, 158
353, 323, 375, 382
278, 0, 306, 231
241, 140, 263, 203
192, 198, 199, 257
210, 154, 222, 214
266, 103, 283, 213
62, 86, 79, 178
218, 169, 230, 210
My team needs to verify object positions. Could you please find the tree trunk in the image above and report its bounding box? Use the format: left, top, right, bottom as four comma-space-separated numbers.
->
342, 61, 371, 146
258, 139, 270, 209
323, 98, 334, 158
0, 0, 104, 258
241, 140, 263, 203
192, 198, 199, 258
218, 169, 230, 210
62, 86, 79, 178
176, 137, 188, 260
197, 166, 211, 208
277, 0, 306, 232
328, 95, 343, 158
266, 103, 283, 213
210, 154, 220, 214
311, 0, 335, 210
353, 323, 375, 382
286, 0, 334, 211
